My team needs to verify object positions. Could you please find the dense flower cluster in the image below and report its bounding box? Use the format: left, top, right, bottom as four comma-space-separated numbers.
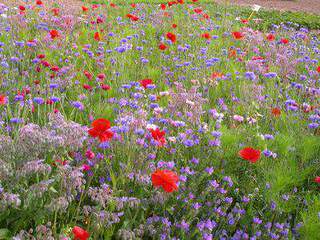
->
0, 1, 318, 239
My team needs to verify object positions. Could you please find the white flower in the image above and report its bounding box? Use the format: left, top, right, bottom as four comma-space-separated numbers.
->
247, 117, 257, 124
1, 14, 7, 18
146, 124, 158, 130
159, 91, 169, 96
258, 134, 265, 140
252, 4, 261, 12
153, 107, 163, 114
186, 99, 195, 106
202, 123, 208, 131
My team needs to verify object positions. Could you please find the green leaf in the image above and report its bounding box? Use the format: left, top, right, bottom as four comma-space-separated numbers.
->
49, 186, 58, 193
0, 229, 10, 240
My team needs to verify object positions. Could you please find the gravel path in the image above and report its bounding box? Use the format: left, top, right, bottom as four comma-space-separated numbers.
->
0, 0, 319, 15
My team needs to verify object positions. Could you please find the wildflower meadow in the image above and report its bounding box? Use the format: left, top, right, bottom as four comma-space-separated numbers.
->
0, 0, 319, 239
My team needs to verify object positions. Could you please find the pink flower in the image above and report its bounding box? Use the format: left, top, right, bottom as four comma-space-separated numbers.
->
82, 164, 91, 172
233, 115, 244, 122
85, 150, 95, 159
314, 176, 320, 183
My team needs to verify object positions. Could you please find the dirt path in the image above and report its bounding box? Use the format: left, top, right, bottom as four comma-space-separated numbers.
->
215, 0, 320, 15
0, 0, 319, 15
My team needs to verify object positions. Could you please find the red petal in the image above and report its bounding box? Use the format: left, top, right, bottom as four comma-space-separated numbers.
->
151, 169, 179, 193
72, 226, 90, 240
151, 171, 164, 187
92, 118, 110, 130
98, 130, 114, 142
88, 128, 99, 137
162, 182, 177, 193
239, 147, 260, 163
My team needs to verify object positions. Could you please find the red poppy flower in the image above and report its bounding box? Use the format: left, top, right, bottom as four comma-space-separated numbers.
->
201, 33, 211, 39
241, 19, 249, 24
46, 99, 53, 105
72, 226, 90, 240
101, 84, 111, 91
36, 0, 43, 5
314, 176, 320, 183
126, 14, 139, 21
280, 38, 289, 44
194, 8, 202, 14
52, 8, 59, 16
271, 107, 281, 117
110, 3, 117, 8
37, 54, 45, 59
151, 169, 179, 193
131, 3, 136, 8
211, 72, 224, 79
83, 84, 93, 91
49, 29, 59, 39
166, 32, 176, 43
177, 0, 184, 3
160, 3, 166, 10
316, 66, 320, 73
232, 31, 244, 40
94, 32, 101, 41
55, 159, 67, 166
51, 66, 59, 72
172, 24, 177, 28
239, 147, 261, 163
41, 60, 50, 67
192, 0, 199, 2
97, 73, 105, 80
149, 128, 166, 146
0, 95, 7, 105
88, 118, 113, 142
140, 79, 153, 88
203, 13, 210, 19
19, 5, 26, 11
228, 49, 237, 58
92, 4, 99, 9
266, 33, 275, 41
96, 17, 104, 24
82, 6, 89, 12
159, 43, 167, 51
150, 128, 165, 140
84, 71, 92, 80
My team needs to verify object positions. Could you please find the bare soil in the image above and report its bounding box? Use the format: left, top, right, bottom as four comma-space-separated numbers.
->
214, 0, 320, 15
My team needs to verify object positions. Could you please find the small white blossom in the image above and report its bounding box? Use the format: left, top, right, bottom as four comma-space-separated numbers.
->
252, 4, 261, 12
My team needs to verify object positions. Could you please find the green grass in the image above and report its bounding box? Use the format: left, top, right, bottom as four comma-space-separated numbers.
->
0, 1, 319, 238
233, 7, 320, 30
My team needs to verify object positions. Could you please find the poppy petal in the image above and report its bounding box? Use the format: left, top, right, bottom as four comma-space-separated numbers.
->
88, 128, 99, 137
98, 130, 114, 142
92, 118, 110, 130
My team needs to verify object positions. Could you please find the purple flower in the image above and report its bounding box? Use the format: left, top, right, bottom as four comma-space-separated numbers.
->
205, 167, 214, 175
33, 97, 44, 105
183, 139, 194, 147
308, 122, 319, 129
253, 217, 262, 225
71, 101, 84, 110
